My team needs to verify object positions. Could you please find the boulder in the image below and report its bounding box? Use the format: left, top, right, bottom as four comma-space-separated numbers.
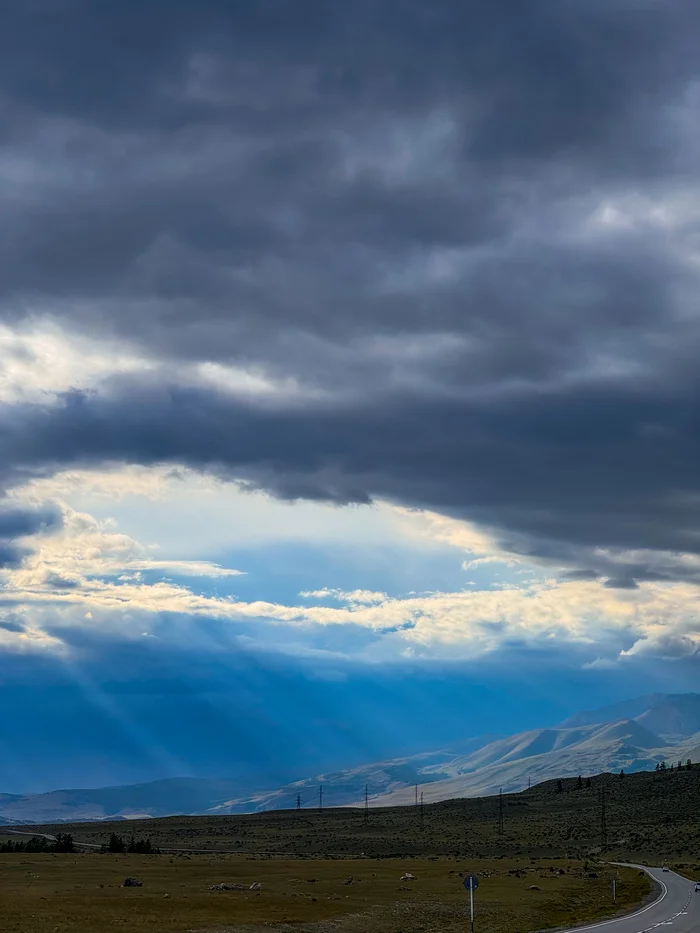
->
122, 878, 143, 888
400, 873, 416, 881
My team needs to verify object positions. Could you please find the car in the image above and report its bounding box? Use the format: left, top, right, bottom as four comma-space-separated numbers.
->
695, 882, 700, 892
662, 866, 669, 872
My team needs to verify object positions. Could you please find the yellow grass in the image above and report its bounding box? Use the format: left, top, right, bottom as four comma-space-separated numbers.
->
0, 854, 649, 933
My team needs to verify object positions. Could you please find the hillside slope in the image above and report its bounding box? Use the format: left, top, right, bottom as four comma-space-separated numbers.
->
209, 718, 693, 813
2, 694, 699, 823
18, 765, 700, 864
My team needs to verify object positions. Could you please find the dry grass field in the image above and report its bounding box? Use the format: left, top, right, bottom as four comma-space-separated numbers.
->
3, 768, 698, 933
0, 854, 649, 933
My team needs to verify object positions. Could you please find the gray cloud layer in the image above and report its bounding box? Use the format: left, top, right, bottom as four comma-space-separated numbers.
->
3, 1, 700, 585
0, 504, 61, 567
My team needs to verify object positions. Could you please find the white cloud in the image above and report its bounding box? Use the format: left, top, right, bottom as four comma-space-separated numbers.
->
300, 588, 387, 605
7, 505, 244, 593
3, 465, 700, 667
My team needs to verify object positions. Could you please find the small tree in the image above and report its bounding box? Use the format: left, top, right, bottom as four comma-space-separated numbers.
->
556, 779, 563, 793
577, 775, 583, 789
687, 759, 692, 770
585, 776, 591, 788
108, 833, 126, 854
619, 769, 625, 779
53, 833, 75, 853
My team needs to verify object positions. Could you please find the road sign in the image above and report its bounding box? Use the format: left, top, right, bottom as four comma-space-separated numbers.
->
463, 874, 478, 933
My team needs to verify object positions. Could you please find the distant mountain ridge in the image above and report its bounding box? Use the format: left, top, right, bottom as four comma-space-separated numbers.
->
2, 693, 699, 824
559, 693, 700, 730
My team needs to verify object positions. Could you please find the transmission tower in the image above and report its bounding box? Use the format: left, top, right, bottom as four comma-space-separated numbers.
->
600, 781, 608, 852
498, 786, 504, 834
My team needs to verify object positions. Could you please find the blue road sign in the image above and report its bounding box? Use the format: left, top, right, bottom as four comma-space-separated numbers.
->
463, 875, 479, 891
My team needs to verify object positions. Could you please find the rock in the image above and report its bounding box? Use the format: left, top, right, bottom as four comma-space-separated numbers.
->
400, 873, 416, 881
249, 882, 263, 891
210, 883, 248, 891
528, 885, 541, 891
121, 878, 143, 888
163, 894, 171, 899
342, 877, 354, 885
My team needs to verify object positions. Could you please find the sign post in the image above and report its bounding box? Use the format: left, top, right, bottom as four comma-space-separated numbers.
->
463, 874, 479, 933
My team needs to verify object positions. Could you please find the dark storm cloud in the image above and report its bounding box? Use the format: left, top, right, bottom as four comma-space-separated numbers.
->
1, 377, 700, 585
3, 1, 700, 584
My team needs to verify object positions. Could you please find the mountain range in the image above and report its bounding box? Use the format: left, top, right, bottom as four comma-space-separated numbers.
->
3, 692, 699, 824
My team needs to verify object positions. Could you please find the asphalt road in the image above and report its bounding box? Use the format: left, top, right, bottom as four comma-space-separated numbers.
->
570, 868, 698, 933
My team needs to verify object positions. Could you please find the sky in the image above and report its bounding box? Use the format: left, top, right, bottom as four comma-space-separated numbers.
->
1, 0, 700, 794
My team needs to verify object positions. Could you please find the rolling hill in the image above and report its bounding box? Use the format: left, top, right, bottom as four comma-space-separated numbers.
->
15, 765, 700, 864
1, 692, 698, 823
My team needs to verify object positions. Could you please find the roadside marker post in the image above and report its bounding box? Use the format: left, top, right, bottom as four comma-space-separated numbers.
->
463, 874, 479, 933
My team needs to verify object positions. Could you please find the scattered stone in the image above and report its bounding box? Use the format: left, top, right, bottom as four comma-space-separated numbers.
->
528, 885, 541, 891
163, 894, 171, 899
400, 873, 416, 881
210, 883, 248, 891
121, 878, 143, 888
342, 877, 354, 885
249, 882, 263, 891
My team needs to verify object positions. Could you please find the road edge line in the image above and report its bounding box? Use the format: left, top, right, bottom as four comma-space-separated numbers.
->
558, 865, 668, 933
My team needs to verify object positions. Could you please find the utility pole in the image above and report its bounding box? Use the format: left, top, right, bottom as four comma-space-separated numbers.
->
415, 784, 418, 807
420, 791, 425, 830
528, 775, 531, 790
612, 877, 616, 904
296, 793, 301, 810
600, 781, 608, 852
364, 783, 369, 825
498, 787, 504, 834
319, 784, 324, 813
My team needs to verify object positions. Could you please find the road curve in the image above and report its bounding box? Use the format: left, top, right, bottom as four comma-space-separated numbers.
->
566, 867, 698, 933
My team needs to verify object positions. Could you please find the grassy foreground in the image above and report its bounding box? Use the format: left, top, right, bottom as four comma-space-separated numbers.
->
0, 855, 649, 933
